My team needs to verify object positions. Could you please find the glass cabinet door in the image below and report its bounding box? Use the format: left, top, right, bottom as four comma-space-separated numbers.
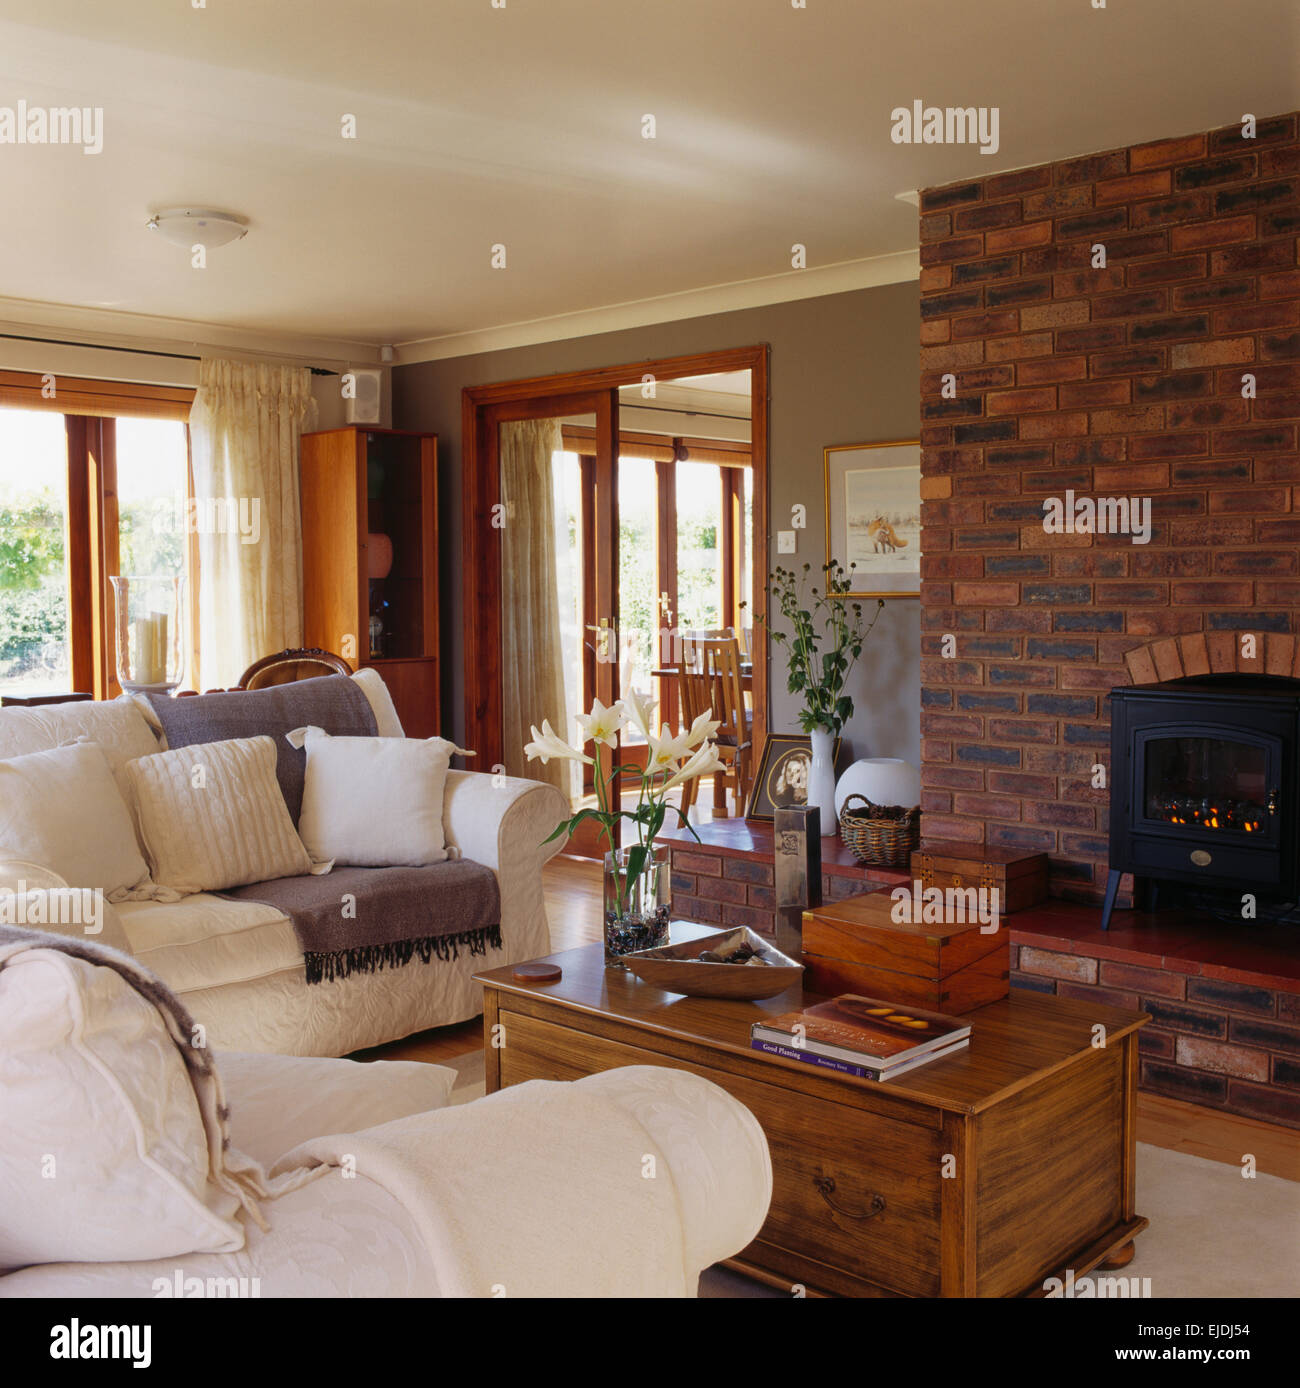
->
365, 433, 427, 660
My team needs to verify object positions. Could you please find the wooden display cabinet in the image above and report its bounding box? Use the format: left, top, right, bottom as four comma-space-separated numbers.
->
300, 427, 440, 737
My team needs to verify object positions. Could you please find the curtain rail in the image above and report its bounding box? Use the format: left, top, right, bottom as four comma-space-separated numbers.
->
0, 331, 338, 376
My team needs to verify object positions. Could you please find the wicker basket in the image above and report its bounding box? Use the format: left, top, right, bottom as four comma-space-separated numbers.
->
838, 793, 921, 869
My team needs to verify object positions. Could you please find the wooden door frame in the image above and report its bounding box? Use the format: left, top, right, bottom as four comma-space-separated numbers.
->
461, 343, 770, 774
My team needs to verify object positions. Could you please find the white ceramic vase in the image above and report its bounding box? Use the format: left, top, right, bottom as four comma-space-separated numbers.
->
807, 728, 838, 835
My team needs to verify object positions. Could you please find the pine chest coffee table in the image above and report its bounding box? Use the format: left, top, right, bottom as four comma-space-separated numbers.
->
476, 923, 1149, 1298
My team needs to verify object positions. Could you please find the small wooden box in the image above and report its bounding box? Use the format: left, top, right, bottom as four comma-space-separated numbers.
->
911, 841, 1049, 916
802, 889, 1010, 1013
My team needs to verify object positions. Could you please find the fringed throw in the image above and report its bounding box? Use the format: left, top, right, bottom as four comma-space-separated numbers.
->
219, 861, 502, 986
305, 923, 503, 985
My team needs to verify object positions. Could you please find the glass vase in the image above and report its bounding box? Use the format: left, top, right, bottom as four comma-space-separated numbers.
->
110, 575, 186, 693
603, 845, 671, 967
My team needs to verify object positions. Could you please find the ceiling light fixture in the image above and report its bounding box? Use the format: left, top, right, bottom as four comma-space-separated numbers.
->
146, 208, 249, 249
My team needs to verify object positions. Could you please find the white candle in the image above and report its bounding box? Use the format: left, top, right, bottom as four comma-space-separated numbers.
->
152, 611, 169, 684
131, 618, 156, 685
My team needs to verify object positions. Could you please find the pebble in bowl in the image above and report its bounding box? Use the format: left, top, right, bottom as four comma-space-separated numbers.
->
622, 927, 803, 1000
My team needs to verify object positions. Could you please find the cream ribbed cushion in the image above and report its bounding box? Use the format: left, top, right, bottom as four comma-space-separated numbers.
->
126, 737, 312, 895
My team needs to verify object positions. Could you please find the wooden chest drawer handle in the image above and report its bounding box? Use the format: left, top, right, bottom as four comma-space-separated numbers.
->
812, 1175, 886, 1221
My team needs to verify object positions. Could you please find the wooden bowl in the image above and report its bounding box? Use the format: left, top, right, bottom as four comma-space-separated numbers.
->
623, 928, 803, 1000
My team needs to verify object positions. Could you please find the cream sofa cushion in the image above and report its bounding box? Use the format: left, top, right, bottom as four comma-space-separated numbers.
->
127, 736, 313, 894
216, 1052, 455, 1167
0, 948, 247, 1268
0, 742, 155, 900
294, 726, 456, 867
118, 894, 297, 994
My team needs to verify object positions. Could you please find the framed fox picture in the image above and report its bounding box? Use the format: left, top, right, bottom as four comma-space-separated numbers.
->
824, 440, 921, 598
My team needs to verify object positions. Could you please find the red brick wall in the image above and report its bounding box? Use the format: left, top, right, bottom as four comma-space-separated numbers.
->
918, 112, 1300, 900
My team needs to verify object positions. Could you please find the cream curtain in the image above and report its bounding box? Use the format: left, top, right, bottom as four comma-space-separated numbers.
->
189, 360, 318, 689
500, 419, 575, 804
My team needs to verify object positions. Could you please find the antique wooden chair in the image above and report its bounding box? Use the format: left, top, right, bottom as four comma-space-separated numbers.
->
176, 648, 353, 696
237, 647, 354, 690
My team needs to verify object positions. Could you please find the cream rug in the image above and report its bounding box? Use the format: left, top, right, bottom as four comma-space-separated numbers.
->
437, 1051, 1299, 1298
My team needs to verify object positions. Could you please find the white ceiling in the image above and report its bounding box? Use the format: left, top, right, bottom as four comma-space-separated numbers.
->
1, 0, 1297, 362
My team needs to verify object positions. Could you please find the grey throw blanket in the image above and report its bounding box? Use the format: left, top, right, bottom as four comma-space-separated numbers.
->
146, 675, 377, 823
220, 862, 502, 985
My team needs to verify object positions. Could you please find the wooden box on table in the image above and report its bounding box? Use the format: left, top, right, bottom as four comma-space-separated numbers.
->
801, 889, 1010, 1013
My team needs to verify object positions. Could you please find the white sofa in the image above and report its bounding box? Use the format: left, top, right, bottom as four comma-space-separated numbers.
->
0, 675, 567, 1055
0, 932, 774, 1298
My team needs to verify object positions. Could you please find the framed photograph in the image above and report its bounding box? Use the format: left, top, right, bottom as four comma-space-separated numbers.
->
824, 440, 921, 598
745, 732, 842, 823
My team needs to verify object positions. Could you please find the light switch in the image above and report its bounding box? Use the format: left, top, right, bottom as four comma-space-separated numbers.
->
777, 530, 796, 553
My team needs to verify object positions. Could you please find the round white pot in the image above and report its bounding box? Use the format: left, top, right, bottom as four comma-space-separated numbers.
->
834, 757, 921, 820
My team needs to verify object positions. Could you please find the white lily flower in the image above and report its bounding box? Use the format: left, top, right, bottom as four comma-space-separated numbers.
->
662, 740, 724, 793
574, 697, 626, 748
623, 689, 657, 740
645, 725, 691, 774
683, 708, 722, 748
524, 719, 593, 766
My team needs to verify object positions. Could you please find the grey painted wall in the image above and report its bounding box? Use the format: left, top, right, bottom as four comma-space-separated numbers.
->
392, 279, 921, 767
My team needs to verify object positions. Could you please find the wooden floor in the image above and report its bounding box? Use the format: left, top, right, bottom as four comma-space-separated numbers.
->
364, 855, 1300, 1182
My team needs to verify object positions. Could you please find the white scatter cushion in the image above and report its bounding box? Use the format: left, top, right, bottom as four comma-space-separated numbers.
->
350, 668, 405, 738
126, 736, 313, 894
294, 726, 457, 867
0, 949, 246, 1268
0, 742, 155, 901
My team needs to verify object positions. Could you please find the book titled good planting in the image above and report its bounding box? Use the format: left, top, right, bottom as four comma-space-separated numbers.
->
751, 993, 970, 1072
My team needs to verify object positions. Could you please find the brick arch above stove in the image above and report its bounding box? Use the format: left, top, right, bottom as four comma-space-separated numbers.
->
1123, 632, 1300, 686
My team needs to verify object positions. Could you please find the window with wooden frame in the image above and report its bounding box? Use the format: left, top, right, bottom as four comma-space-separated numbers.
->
0, 370, 194, 701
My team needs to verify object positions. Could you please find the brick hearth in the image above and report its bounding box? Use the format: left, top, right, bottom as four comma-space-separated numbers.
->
665, 824, 1300, 1128
1008, 903, 1300, 1130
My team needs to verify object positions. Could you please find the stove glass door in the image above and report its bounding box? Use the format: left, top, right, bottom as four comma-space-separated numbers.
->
1141, 732, 1275, 839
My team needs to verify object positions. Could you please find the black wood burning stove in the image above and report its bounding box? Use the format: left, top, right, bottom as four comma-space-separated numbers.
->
1103, 675, 1300, 929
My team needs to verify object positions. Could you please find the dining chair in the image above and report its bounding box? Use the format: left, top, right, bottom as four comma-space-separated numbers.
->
678, 636, 751, 817
681, 626, 735, 651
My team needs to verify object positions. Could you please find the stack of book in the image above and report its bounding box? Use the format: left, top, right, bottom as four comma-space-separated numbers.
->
750, 994, 971, 1081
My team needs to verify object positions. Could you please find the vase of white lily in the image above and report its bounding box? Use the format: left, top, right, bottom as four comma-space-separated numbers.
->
602, 845, 671, 963
525, 692, 724, 967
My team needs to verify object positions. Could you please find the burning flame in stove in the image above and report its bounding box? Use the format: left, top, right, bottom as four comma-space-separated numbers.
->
1155, 798, 1264, 834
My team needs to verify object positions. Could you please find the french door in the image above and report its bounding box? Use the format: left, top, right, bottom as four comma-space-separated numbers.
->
461, 344, 770, 849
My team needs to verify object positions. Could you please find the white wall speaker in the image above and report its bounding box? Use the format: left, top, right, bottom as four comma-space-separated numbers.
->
343, 367, 384, 426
